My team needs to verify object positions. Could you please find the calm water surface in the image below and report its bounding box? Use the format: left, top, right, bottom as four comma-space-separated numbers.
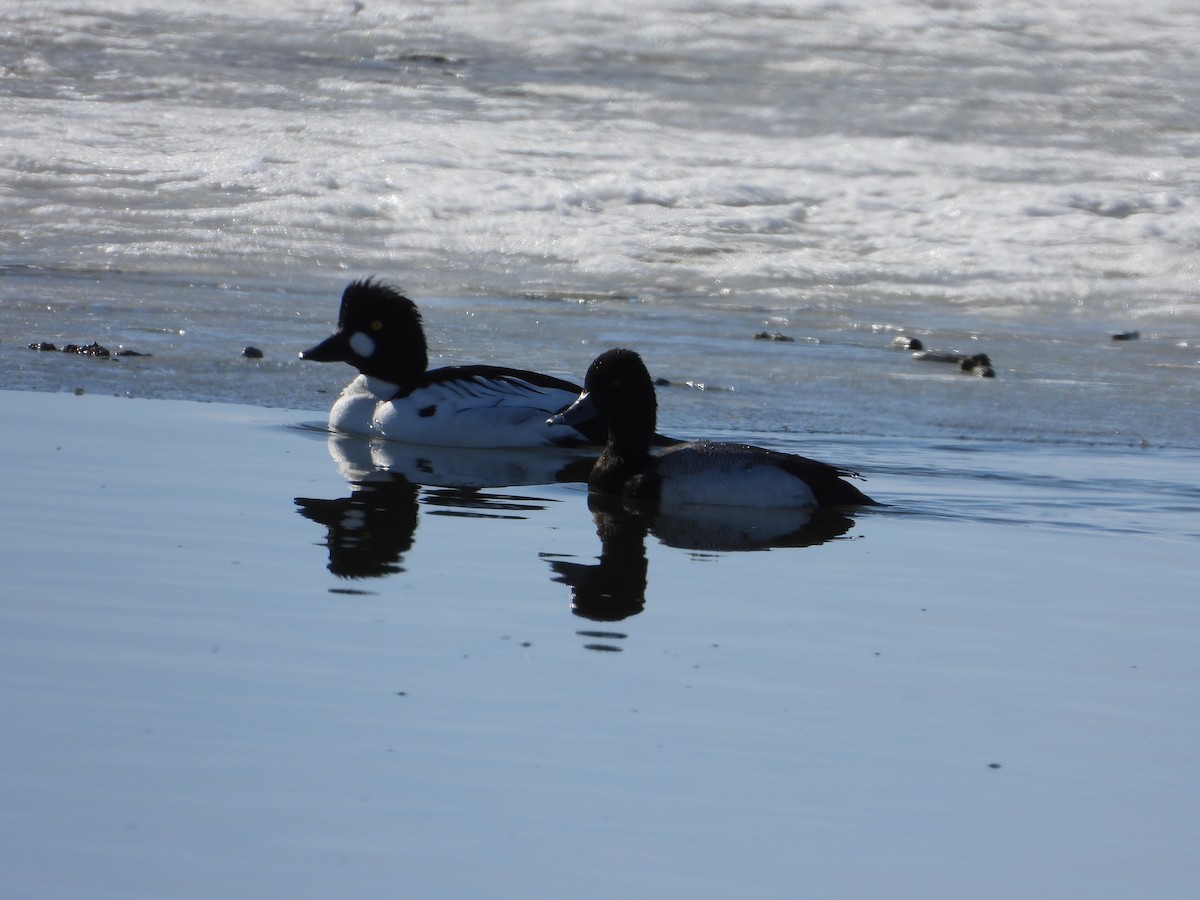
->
1, 391, 1197, 898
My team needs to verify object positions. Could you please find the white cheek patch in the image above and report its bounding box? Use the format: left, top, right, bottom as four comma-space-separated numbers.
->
348, 331, 376, 358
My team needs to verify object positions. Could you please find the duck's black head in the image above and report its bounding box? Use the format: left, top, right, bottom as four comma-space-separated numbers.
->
299, 278, 428, 385
580, 348, 659, 450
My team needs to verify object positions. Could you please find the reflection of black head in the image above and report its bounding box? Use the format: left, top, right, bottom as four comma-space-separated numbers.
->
295, 474, 420, 579
547, 493, 651, 622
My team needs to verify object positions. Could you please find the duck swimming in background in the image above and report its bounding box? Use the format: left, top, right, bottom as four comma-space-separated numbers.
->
549, 348, 879, 509
300, 279, 608, 448
894, 337, 996, 377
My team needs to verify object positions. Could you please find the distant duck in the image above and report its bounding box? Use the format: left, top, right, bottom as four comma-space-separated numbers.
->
914, 350, 995, 377
899, 337, 996, 377
300, 279, 609, 447
549, 348, 878, 509
958, 354, 995, 377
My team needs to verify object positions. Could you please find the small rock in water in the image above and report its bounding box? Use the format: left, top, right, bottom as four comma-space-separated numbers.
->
28, 340, 149, 358
242, 346, 265, 359
62, 342, 112, 358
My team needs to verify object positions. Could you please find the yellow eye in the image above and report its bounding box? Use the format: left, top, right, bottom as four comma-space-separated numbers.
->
371, 320, 383, 331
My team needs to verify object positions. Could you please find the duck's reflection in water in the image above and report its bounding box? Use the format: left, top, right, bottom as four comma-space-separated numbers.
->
547, 493, 858, 637
545, 495, 652, 623
296, 434, 862, 647
320, 432, 593, 492
296, 433, 592, 581
295, 475, 419, 580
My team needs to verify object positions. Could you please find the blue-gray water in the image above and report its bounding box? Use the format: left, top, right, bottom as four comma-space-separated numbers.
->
2, 389, 1198, 898
2, 6, 1199, 894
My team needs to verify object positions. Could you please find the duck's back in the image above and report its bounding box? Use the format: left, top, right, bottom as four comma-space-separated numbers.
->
333, 366, 597, 447
651, 441, 874, 509
374, 387, 570, 447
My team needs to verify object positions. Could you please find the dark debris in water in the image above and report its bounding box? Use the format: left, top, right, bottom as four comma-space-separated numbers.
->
753, 331, 821, 344
27, 341, 151, 359
653, 377, 735, 392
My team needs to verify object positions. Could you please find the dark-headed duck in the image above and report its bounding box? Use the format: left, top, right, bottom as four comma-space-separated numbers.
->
549, 348, 878, 509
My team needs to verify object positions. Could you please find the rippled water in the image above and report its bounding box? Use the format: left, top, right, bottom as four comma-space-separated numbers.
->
2, 0, 1198, 448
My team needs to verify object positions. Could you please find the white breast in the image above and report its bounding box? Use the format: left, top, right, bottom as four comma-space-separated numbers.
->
327, 375, 394, 436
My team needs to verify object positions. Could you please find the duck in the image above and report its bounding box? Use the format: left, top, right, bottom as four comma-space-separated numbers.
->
898, 337, 996, 377
958, 354, 996, 377
548, 348, 879, 509
300, 278, 609, 448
